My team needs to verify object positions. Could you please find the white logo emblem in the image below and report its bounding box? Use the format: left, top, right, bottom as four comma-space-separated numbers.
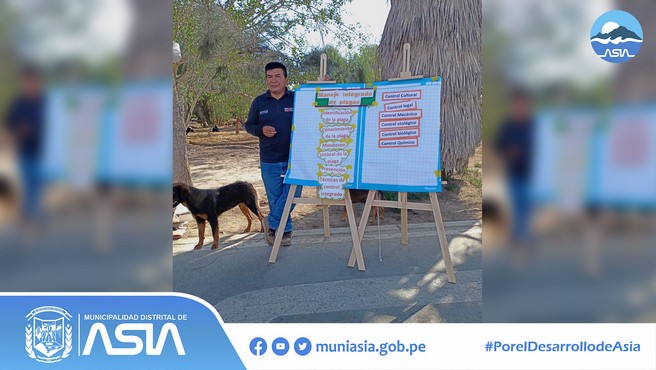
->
25, 306, 73, 363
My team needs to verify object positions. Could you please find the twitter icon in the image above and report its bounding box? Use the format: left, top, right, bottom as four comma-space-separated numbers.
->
294, 337, 312, 356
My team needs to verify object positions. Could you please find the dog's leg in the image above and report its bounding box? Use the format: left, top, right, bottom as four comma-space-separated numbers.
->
369, 206, 377, 223
194, 218, 206, 249
245, 196, 264, 232
257, 211, 264, 232
369, 192, 385, 223
238, 203, 253, 233
209, 217, 220, 250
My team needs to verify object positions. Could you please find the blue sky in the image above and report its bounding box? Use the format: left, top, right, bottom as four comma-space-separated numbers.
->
306, 0, 391, 54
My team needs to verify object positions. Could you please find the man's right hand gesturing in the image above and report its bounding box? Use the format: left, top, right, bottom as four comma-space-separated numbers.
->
262, 125, 277, 137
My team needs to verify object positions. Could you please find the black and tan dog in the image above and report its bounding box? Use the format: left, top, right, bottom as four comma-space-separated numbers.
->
173, 181, 264, 250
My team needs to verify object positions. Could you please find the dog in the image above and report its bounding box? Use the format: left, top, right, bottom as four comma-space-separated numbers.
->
342, 189, 385, 223
173, 181, 263, 250
0, 176, 19, 223
0, 177, 13, 202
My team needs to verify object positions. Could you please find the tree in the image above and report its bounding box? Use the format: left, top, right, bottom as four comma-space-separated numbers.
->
172, 0, 360, 184
293, 44, 379, 84
346, 44, 379, 83
378, 0, 482, 174
173, 0, 260, 184
222, 0, 360, 60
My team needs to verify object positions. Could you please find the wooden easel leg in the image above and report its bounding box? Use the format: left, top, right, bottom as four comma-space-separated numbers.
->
400, 192, 408, 245
268, 184, 297, 263
322, 205, 330, 238
429, 193, 456, 283
345, 190, 365, 270
349, 190, 376, 266
358, 190, 376, 241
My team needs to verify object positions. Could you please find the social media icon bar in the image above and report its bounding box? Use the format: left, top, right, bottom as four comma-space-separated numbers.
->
294, 337, 312, 356
249, 337, 267, 356
271, 337, 290, 356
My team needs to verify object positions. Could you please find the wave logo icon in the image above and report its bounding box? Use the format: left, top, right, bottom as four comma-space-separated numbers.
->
590, 10, 643, 63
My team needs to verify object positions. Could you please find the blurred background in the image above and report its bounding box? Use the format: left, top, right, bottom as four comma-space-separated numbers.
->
0, 0, 171, 291
483, 0, 656, 322
1, 0, 654, 321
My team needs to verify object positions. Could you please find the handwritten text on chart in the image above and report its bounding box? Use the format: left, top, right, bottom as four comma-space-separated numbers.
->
378, 89, 423, 149
317, 89, 374, 99
320, 108, 357, 124
318, 174, 348, 199
316, 89, 375, 107
319, 188, 345, 199
318, 165, 348, 175
318, 175, 348, 185
384, 101, 417, 111
379, 128, 419, 139
321, 125, 355, 140
319, 140, 349, 151
379, 138, 418, 148
379, 119, 420, 130
381, 90, 421, 101
379, 109, 422, 121
317, 149, 351, 166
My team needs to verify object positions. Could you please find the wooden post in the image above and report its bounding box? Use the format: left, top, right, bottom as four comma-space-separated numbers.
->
268, 184, 297, 263
430, 193, 455, 283
389, 43, 423, 81
322, 205, 330, 238
400, 192, 409, 245
306, 53, 337, 84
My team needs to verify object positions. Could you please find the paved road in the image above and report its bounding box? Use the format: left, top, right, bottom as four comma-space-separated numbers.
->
174, 220, 482, 323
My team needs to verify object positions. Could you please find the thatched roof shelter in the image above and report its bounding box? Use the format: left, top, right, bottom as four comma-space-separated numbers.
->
378, 0, 482, 174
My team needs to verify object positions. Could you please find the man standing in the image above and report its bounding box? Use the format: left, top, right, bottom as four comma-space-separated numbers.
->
5, 65, 45, 226
495, 88, 534, 246
245, 62, 302, 246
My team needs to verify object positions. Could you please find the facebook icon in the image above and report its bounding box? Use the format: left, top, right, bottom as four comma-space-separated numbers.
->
249, 337, 267, 356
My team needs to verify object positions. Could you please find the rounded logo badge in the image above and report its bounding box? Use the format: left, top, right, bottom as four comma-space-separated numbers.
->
25, 306, 73, 363
590, 10, 643, 63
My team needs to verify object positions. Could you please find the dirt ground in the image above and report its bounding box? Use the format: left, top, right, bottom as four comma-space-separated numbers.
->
179, 125, 481, 238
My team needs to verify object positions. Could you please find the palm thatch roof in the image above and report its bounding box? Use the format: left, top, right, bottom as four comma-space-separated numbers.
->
378, 0, 481, 174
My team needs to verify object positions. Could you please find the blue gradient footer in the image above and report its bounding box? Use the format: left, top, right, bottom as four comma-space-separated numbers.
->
0, 293, 245, 370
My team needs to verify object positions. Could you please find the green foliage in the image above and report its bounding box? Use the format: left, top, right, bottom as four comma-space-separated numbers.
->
463, 168, 482, 189
173, 0, 371, 130
221, 0, 359, 57
348, 44, 379, 83
407, 192, 429, 201
382, 191, 396, 201
293, 44, 379, 84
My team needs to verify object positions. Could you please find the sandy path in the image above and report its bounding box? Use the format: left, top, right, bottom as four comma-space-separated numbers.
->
180, 127, 481, 238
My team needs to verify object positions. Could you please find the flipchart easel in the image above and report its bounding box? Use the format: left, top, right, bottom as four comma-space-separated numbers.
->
347, 43, 456, 283
268, 53, 366, 271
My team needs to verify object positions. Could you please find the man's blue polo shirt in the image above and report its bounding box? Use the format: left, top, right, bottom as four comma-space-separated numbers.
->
245, 88, 295, 163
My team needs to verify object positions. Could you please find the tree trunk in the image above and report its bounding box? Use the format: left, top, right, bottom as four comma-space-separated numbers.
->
173, 82, 193, 185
